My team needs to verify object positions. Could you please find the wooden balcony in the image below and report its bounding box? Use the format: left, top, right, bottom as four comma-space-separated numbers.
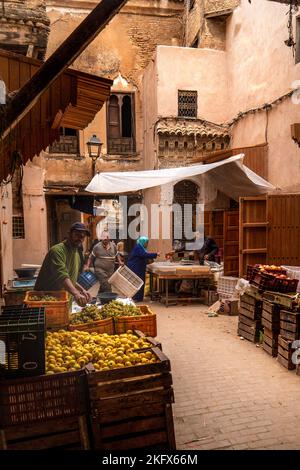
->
107, 137, 136, 155
49, 135, 79, 155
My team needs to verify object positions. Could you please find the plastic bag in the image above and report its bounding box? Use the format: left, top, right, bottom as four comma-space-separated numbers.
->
235, 278, 250, 296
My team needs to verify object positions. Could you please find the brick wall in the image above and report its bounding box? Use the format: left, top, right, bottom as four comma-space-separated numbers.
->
185, 0, 240, 49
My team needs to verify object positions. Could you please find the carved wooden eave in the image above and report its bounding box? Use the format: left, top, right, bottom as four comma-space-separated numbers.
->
156, 117, 231, 140
156, 117, 231, 168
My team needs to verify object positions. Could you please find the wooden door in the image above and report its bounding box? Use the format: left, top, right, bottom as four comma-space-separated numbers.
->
204, 211, 212, 238
239, 196, 267, 277
211, 211, 224, 251
224, 210, 239, 276
267, 194, 300, 266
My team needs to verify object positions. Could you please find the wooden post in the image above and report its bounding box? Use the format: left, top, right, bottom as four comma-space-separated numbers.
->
2, 0, 128, 139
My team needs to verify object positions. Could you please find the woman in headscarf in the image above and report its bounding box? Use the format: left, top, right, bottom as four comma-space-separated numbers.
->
127, 236, 159, 301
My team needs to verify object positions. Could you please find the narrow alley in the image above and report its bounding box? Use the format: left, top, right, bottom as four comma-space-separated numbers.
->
154, 303, 300, 450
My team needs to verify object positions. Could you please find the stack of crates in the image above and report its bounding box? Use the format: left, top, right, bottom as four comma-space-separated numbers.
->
238, 293, 262, 342
217, 276, 239, 316
262, 301, 280, 357
278, 310, 300, 370
0, 305, 45, 378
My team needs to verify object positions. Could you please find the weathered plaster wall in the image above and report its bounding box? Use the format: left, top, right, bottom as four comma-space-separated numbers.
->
184, 0, 203, 47
185, 0, 240, 49
142, 53, 158, 171
13, 163, 48, 267
0, 184, 13, 285
156, 45, 229, 122
42, 0, 183, 182
227, 0, 300, 190
12, 1, 184, 271
0, 0, 50, 59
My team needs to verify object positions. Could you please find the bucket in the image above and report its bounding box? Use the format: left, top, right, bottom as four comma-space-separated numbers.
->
98, 292, 118, 305
77, 271, 98, 290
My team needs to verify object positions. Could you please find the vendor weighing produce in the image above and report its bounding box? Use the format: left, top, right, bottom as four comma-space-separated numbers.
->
34, 222, 92, 307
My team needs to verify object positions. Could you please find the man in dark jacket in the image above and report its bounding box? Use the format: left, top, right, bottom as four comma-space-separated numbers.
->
195, 235, 219, 265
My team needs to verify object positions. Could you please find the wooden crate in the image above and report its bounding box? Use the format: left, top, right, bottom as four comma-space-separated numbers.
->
263, 328, 278, 357
238, 317, 261, 342
114, 305, 157, 337
263, 291, 297, 310
277, 335, 296, 370
134, 330, 162, 351
279, 309, 300, 341
238, 314, 260, 329
247, 285, 263, 301
87, 347, 176, 451
239, 294, 262, 321
279, 328, 299, 342
280, 310, 300, 324
0, 370, 88, 427
261, 316, 280, 332
24, 291, 69, 329
262, 301, 280, 317
0, 415, 90, 450
69, 317, 114, 334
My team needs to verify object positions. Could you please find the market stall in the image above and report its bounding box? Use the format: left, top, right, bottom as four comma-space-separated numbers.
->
147, 262, 214, 307
0, 270, 176, 451
238, 264, 300, 373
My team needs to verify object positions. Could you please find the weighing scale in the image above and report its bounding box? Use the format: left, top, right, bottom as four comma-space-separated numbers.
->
11, 278, 37, 289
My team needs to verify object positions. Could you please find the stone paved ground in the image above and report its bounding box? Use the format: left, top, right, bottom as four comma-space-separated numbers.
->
151, 301, 300, 450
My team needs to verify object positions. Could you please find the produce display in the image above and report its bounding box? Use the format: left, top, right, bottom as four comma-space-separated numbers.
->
255, 264, 287, 275
45, 330, 157, 374
28, 295, 59, 302
70, 305, 104, 324
101, 300, 142, 318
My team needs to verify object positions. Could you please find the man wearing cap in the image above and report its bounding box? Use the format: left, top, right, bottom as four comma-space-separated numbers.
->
35, 222, 92, 307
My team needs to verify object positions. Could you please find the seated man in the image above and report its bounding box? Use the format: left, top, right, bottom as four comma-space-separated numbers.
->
195, 235, 219, 265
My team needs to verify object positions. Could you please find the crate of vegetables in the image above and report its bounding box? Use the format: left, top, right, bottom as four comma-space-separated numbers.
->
101, 300, 157, 337
24, 291, 69, 329
69, 305, 114, 334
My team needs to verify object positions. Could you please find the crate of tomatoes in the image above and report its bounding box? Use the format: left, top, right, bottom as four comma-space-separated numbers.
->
249, 264, 298, 293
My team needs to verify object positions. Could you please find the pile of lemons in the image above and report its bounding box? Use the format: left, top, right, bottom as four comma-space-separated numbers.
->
45, 330, 158, 375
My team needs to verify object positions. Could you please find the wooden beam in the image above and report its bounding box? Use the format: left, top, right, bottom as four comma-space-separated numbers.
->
205, 9, 233, 19
2, 0, 128, 139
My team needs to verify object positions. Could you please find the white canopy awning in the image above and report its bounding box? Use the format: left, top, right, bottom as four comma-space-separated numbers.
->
85, 154, 276, 199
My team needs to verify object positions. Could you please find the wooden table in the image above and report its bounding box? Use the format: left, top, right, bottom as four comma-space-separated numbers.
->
148, 271, 214, 307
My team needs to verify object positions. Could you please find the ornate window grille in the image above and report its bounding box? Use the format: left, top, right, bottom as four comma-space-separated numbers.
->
12, 216, 25, 239
178, 90, 198, 118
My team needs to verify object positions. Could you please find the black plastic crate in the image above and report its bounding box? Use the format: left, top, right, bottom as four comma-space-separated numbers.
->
0, 305, 45, 378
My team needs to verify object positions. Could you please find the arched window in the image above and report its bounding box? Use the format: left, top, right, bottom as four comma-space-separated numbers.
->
173, 180, 198, 243
107, 93, 136, 155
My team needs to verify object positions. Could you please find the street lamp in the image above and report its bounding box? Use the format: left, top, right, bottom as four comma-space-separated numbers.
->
86, 134, 103, 175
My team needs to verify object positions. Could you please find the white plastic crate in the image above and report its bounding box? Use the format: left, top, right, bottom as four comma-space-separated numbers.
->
217, 276, 239, 295
108, 265, 144, 298
281, 266, 300, 293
